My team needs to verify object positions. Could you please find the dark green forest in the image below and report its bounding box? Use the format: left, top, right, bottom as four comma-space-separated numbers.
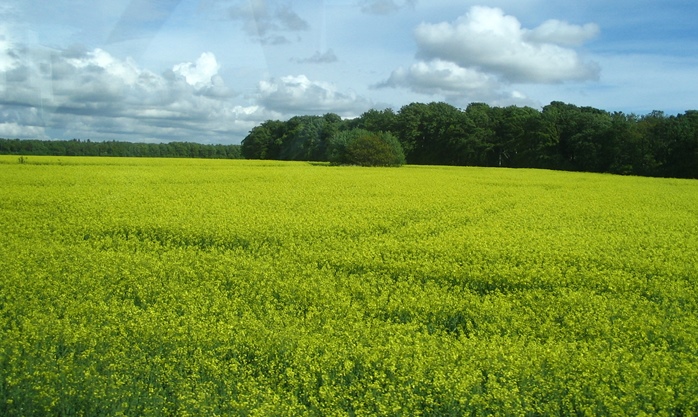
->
242, 101, 698, 179
0, 139, 242, 159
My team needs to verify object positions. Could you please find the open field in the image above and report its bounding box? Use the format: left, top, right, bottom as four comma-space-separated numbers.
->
1, 156, 697, 416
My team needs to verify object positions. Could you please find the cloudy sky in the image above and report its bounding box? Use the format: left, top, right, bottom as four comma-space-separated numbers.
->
1, 0, 696, 144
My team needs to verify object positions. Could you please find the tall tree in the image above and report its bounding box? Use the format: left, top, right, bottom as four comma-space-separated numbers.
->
462, 103, 497, 166
395, 102, 469, 165
491, 106, 542, 167
351, 108, 397, 133
241, 120, 286, 159
663, 111, 698, 178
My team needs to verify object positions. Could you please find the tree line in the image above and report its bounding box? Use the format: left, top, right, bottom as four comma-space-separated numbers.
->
242, 101, 698, 179
0, 139, 242, 159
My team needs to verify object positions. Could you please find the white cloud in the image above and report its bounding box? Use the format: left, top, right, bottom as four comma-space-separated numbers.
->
258, 74, 371, 116
525, 20, 600, 46
0, 42, 260, 143
379, 59, 500, 98
50, 48, 171, 106
65, 48, 144, 86
377, 59, 536, 106
414, 6, 600, 83
0, 122, 46, 139
172, 52, 221, 89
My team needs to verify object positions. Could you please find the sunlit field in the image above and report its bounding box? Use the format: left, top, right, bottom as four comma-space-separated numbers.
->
1, 156, 697, 416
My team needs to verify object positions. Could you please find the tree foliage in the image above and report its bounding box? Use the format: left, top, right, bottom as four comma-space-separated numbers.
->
331, 129, 405, 167
0, 139, 242, 159
240, 100, 698, 178
241, 114, 346, 161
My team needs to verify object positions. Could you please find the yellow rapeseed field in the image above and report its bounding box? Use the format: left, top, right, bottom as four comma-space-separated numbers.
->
1, 155, 697, 416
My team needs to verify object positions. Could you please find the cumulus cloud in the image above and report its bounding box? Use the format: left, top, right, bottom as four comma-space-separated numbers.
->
0, 40, 266, 142
228, 0, 309, 44
64, 48, 144, 87
360, 0, 417, 15
525, 19, 600, 47
377, 59, 533, 105
49, 48, 175, 108
378, 59, 499, 97
172, 52, 221, 88
258, 74, 371, 116
414, 6, 600, 83
0, 121, 47, 139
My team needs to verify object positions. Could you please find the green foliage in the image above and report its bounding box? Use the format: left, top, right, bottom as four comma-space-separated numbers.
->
241, 114, 346, 161
331, 129, 405, 166
240, 119, 284, 159
241, 101, 698, 178
2, 157, 697, 416
0, 138, 243, 159
349, 108, 397, 133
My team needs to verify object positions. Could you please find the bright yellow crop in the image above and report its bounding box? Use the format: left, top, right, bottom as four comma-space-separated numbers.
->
1, 155, 697, 416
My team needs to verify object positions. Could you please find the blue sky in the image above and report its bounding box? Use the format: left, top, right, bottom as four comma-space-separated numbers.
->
1, 0, 697, 144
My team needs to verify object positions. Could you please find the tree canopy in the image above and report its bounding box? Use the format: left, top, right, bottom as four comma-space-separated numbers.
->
0, 139, 242, 159
330, 129, 405, 167
241, 102, 698, 179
